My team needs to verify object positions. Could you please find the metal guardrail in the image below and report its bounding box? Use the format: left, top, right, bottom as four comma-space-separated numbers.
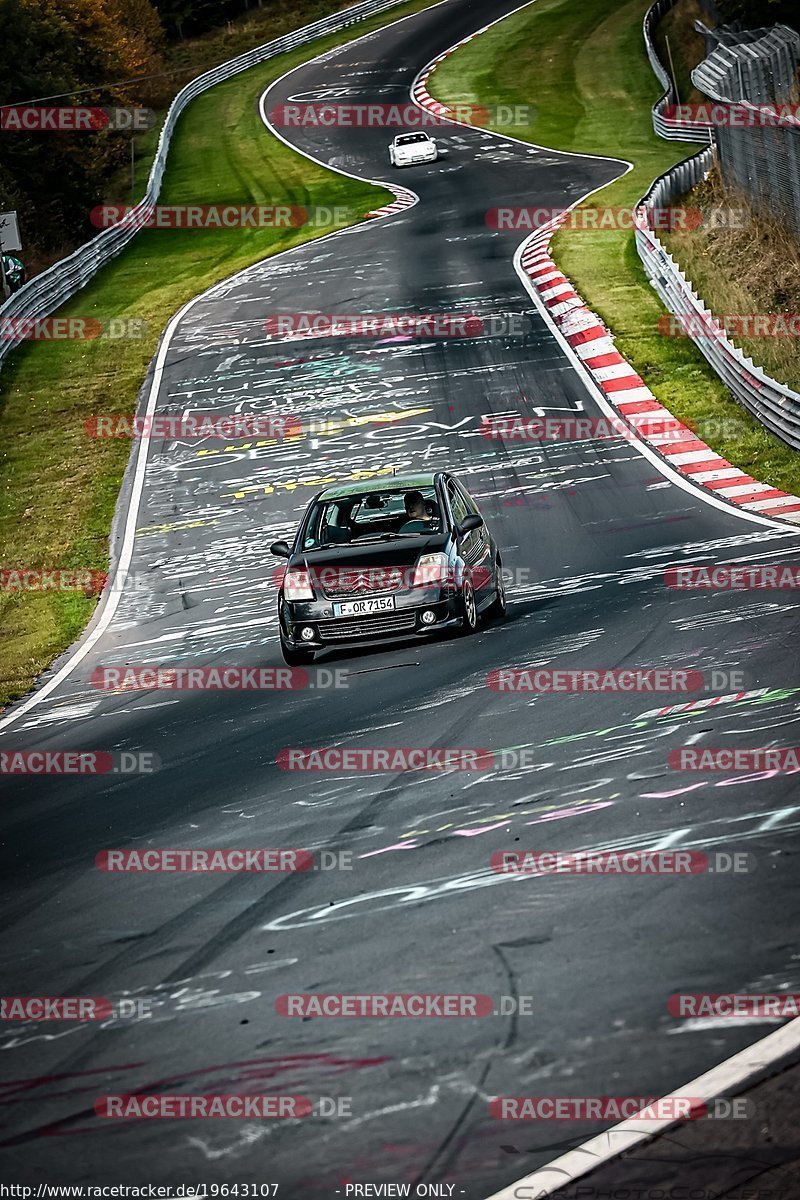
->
635, 151, 800, 450
637, 0, 800, 450
692, 25, 800, 240
643, 0, 712, 142
0, 0, 406, 366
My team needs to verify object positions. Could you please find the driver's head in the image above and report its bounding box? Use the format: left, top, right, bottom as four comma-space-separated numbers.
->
404, 490, 427, 520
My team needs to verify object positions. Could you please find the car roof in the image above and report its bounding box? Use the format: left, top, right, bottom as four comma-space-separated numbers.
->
318, 473, 439, 501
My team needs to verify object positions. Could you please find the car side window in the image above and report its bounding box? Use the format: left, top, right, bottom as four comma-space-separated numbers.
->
447, 481, 469, 527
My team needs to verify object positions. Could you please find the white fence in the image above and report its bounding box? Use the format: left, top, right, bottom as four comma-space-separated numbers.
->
0, 0, 406, 366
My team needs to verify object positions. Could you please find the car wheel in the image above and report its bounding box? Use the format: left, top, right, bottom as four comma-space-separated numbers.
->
458, 579, 478, 635
280, 634, 315, 666
486, 560, 507, 618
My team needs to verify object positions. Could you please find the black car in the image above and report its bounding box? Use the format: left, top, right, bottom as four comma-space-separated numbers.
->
270, 471, 506, 664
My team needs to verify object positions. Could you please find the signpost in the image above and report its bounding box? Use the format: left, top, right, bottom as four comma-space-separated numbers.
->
0, 211, 22, 300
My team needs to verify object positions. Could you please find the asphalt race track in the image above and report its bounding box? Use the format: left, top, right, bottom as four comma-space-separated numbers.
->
2, 0, 800, 1193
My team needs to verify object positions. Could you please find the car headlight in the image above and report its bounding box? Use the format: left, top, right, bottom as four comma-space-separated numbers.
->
284, 567, 314, 600
412, 552, 452, 588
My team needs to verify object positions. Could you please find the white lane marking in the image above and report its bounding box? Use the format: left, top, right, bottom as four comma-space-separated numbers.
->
668, 1016, 785, 1033
483, 1017, 800, 1199
757, 806, 800, 831
650, 827, 690, 849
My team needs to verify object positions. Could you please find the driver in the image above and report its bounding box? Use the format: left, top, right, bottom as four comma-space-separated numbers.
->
399, 490, 438, 534
404, 491, 431, 523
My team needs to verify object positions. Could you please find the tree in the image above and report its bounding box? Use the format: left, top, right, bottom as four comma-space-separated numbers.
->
0, 0, 164, 265
714, 0, 799, 33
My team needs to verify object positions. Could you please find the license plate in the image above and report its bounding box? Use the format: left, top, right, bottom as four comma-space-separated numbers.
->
333, 596, 396, 617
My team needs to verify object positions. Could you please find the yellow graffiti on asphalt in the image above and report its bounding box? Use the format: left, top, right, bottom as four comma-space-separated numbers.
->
136, 517, 217, 537
402, 796, 614, 838
195, 406, 432, 458
222, 464, 401, 500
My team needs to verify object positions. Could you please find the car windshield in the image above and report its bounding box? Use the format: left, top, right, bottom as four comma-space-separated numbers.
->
396, 134, 430, 145
302, 487, 443, 549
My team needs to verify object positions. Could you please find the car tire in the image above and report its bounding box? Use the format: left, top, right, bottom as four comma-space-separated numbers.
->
486, 560, 507, 619
458, 579, 478, 635
280, 635, 315, 666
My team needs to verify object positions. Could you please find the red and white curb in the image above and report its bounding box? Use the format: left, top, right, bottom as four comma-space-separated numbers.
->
411, 29, 484, 115
366, 186, 416, 219
412, 31, 800, 527
517, 217, 800, 524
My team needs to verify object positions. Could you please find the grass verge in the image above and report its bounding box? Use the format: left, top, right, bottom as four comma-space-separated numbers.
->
0, 0, 433, 710
662, 170, 800, 393
428, 0, 800, 498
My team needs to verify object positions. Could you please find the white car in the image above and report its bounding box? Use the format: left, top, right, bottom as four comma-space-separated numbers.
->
389, 132, 438, 167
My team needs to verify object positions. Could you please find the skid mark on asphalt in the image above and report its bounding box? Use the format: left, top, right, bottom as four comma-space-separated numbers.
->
262, 799, 800, 930
0, 1053, 387, 1146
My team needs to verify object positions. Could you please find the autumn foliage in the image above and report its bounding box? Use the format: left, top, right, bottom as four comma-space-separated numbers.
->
0, 0, 165, 269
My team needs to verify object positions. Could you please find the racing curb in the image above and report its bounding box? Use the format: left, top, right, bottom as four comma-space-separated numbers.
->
516, 217, 800, 524
413, 53, 800, 526
365, 183, 417, 219
410, 26, 484, 112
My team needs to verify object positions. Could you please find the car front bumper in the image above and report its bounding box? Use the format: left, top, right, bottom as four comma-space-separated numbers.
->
394, 151, 437, 165
280, 591, 461, 650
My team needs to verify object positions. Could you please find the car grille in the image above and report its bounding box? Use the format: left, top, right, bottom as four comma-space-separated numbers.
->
319, 568, 406, 599
318, 612, 418, 639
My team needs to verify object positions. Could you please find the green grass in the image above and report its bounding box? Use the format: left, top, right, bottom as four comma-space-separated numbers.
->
0, 0, 434, 710
428, 0, 800, 497
661, 170, 800, 393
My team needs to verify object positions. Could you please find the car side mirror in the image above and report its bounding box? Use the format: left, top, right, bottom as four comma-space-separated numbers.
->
456, 514, 483, 537
270, 540, 291, 558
